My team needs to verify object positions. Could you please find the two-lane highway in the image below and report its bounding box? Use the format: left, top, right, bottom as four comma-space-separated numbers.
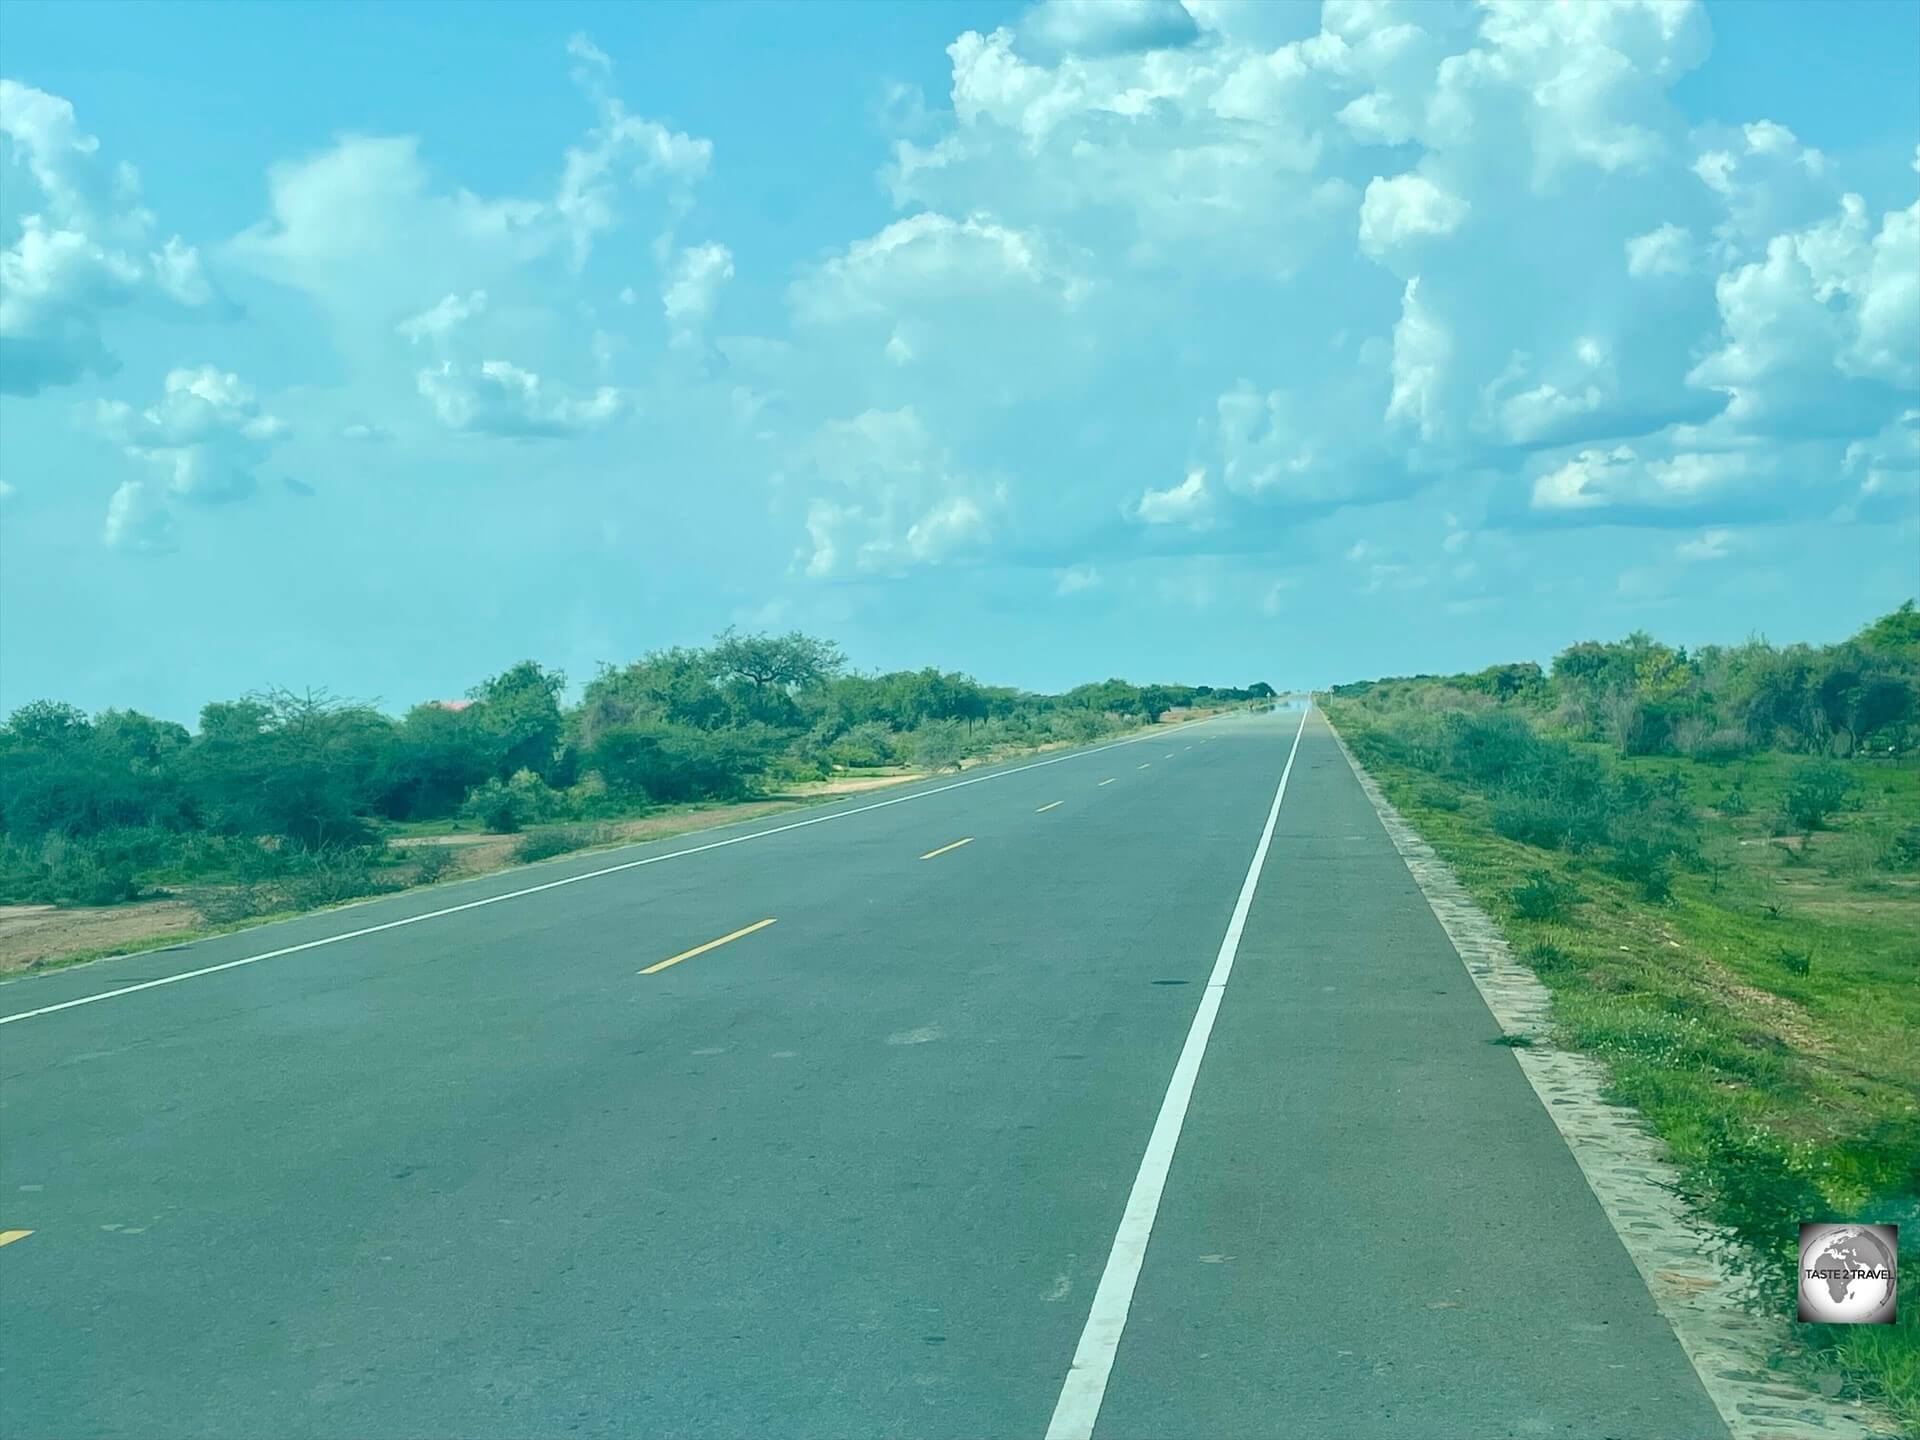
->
0, 707, 1730, 1438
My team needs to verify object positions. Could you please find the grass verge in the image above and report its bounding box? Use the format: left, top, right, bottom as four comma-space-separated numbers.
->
1323, 699, 1918, 1436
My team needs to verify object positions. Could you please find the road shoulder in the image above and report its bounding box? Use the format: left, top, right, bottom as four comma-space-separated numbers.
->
1324, 718, 1895, 1440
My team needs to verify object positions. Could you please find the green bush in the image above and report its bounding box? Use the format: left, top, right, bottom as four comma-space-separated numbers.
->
1439, 710, 1542, 784
591, 722, 768, 803
1782, 761, 1860, 832
460, 769, 568, 833
510, 825, 609, 863
911, 721, 965, 772
410, 845, 459, 885
1491, 794, 1582, 850
0, 834, 141, 906
1884, 825, 1920, 872
1717, 784, 1750, 817
1523, 939, 1573, 976
190, 842, 392, 922
827, 721, 903, 769
1511, 869, 1582, 921
1689, 727, 1751, 763
277, 844, 394, 909
1605, 832, 1680, 901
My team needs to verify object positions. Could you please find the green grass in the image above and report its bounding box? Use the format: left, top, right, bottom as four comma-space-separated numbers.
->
1324, 698, 1920, 1435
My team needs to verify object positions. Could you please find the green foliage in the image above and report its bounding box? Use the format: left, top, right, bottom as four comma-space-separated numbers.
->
1511, 869, 1581, 921
467, 661, 566, 780
186, 690, 387, 849
1783, 762, 1861, 832
910, 719, 965, 772
510, 825, 609, 863
2, 629, 1250, 915
591, 721, 768, 804
1777, 945, 1814, 977
1855, 600, 1920, 661
1326, 625, 1920, 1428
1885, 825, 1920, 873
374, 702, 499, 820
460, 769, 568, 833
0, 833, 141, 905
409, 845, 458, 885
827, 720, 903, 769
190, 842, 394, 923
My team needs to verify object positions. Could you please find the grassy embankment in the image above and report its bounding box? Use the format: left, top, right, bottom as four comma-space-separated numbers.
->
1322, 692, 1918, 1433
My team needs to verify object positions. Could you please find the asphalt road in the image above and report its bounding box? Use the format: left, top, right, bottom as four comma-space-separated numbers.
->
0, 705, 1731, 1439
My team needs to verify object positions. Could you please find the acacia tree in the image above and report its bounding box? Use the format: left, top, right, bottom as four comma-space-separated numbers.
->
710, 630, 845, 694
468, 661, 566, 779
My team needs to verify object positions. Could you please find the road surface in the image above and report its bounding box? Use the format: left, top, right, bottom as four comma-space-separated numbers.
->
0, 705, 1731, 1438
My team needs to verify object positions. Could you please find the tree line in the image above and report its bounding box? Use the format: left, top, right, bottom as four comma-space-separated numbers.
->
1330, 602, 1920, 760
0, 629, 1276, 906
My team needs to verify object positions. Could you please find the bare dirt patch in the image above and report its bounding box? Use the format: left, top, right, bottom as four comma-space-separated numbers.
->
605, 801, 798, 842
1696, 955, 1833, 1056
781, 771, 928, 797
0, 901, 202, 975
388, 833, 504, 849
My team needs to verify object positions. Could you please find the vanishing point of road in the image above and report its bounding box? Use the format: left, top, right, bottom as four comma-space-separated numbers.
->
0, 704, 1731, 1438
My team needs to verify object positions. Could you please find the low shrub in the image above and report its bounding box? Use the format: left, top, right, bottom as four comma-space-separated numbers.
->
1692, 727, 1752, 763
1491, 794, 1582, 850
1511, 869, 1582, 922
911, 720, 965, 772
0, 834, 141, 906
1884, 824, 1920, 872
827, 720, 904, 769
510, 825, 609, 863
189, 842, 392, 923
460, 769, 569, 833
1523, 939, 1574, 976
410, 845, 459, 885
1782, 761, 1860, 832
590, 722, 769, 804
277, 844, 394, 909
1605, 834, 1678, 901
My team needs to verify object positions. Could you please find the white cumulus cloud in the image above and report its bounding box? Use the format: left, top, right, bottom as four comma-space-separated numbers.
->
96, 366, 289, 548
662, 242, 733, 348
1358, 173, 1469, 259
798, 407, 1005, 577
0, 81, 217, 394
416, 360, 624, 438
1132, 467, 1212, 528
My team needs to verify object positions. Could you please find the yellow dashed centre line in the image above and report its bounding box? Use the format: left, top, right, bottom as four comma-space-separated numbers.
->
920, 837, 974, 861
0, 1230, 32, 1247
641, 918, 777, 975
1036, 801, 1063, 813
1098, 778, 1116, 786
1137, 763, 1151, 770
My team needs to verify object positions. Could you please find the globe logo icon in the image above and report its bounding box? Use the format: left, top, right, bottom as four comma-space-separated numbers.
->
1798, 1224, 1897, 1325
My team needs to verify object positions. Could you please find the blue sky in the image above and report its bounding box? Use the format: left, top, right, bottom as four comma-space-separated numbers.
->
2, 0, 1916, 721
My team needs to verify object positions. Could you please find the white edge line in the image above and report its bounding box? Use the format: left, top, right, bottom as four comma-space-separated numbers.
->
1043, 701, 1311, 1440
0, 714, 1227, 1027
